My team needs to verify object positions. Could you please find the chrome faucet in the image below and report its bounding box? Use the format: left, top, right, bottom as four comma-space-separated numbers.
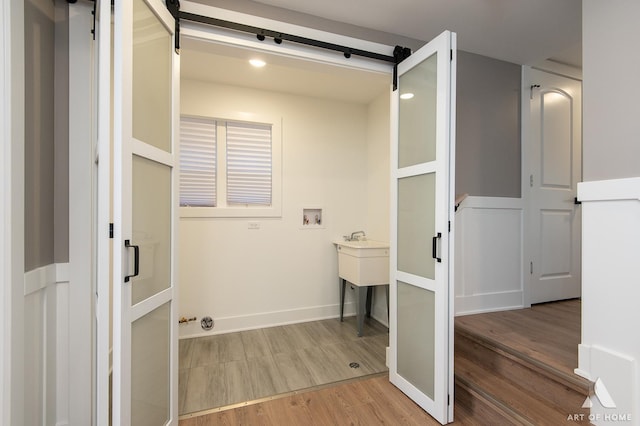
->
349, 231, 366, 241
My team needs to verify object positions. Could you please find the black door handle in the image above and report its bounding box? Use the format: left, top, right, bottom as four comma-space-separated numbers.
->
432, 232, 442, 263
124, 239, 140, 282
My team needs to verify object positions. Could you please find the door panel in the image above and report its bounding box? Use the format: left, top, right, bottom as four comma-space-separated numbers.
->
131, 302, 171, 426
397, 173, 436, 279
112, 0, 179, 424
132, 155, 172, 305
541, 91, 572, 187
132, 0, 173, 152
398, 53, 438, 167
397, 281, 435, 399
528, 69, 581, 304
390, 30, 456, 425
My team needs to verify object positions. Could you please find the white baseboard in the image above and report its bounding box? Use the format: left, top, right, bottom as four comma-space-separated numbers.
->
577, 344, 637, 423
455, 291, 524, 316
179, 302, 357, 338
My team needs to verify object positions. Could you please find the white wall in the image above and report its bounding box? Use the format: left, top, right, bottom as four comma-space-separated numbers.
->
576, 0, 640, 425
179, 79, 389, 337
577, 179, 640, 424
578, 1, 640, 424
366, 90, 391, 325
582, 0, 640, 182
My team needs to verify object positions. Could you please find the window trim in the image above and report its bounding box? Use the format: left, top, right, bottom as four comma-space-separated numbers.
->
179, 112, 282, 218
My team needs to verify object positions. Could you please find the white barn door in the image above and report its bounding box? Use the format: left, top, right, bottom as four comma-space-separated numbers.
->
389, 30, 456, 424
111, 0, 180, 424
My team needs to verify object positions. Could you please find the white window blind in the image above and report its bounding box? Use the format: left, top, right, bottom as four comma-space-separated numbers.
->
226, 121, 272, 206
179, 116, 217, 207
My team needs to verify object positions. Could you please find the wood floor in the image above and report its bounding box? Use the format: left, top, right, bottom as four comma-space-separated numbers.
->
455, 298, 581, 377
179, 316, 388, 416
178, 374, 477, 426
180, 300, 582, 425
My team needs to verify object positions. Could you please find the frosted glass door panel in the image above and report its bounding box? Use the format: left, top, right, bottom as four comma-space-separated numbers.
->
398, 53, 438, 168
132, 155, 171, 305
131, 302, 170, 426
398, 173, 436, 280
397, 281, 435, 399
390, 31, 455, 423
133, 0, 172, 152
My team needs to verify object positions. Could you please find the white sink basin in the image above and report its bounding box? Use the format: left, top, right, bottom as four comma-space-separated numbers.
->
333, 240, 389, 286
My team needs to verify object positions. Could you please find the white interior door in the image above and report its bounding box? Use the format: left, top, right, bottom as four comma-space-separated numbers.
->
390, 30, 456, 424
527, 69, 582, 304
112, 0, 179, 424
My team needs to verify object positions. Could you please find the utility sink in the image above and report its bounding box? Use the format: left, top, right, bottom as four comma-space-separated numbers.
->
333, 240, 389, 286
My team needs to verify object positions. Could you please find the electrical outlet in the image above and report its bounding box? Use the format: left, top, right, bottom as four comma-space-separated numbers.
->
248, 222, 260, 230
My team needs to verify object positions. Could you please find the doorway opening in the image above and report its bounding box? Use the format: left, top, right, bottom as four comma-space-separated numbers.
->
177, 33, 395, 417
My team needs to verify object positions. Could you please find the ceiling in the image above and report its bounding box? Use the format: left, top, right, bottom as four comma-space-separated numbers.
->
181, 0, 582, 104
181, 38, 392, 104
251, 0, 582, 68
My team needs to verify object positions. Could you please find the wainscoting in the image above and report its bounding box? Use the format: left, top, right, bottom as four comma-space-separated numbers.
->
454, 196, 524, 316
577, 177, 640, 421
23, 263, 69, 426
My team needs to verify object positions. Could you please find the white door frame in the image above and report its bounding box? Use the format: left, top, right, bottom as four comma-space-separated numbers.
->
2, 0, 26, 424
67, 3, 96, 424
1, 0, 11, 423
95, 0, 112, 423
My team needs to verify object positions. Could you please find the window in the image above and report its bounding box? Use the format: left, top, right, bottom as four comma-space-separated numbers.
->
179, 115, 281, 218
179, 116, 217, 207
226, 121, 272, 206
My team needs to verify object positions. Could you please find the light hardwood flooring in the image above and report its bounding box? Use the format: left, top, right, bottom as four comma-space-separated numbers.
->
455, 298, 581, 377
179, 316, 388, 416
178, 374, 477, 426
180, 300, 581, 424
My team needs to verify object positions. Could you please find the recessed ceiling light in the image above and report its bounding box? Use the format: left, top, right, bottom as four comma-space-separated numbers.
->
249, 59, 266, 68
400, 93, 414, 100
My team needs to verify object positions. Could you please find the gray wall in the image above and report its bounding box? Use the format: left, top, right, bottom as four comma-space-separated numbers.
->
456, 51, 521, 198
24, 0, 68, 271
583, 0, 640, 181
54, 0, 69, 263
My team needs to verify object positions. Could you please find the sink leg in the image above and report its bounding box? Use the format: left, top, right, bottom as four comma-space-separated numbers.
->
339, 278, 346, 322
365, 286, 373, 318
357, 286, 367, 337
